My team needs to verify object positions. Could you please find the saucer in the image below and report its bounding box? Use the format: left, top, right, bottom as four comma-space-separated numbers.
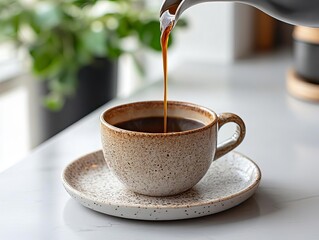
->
62, 150, 261, 221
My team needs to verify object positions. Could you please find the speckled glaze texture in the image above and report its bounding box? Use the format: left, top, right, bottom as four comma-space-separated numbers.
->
102, 129, 215, 196
62, 150, 261, 221
100, 101, 246, 196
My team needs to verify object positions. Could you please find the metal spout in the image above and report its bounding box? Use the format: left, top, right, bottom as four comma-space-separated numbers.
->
160, 0, 208, 27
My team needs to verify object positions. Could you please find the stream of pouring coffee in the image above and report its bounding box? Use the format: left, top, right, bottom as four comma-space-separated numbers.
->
160, 6, 178, 133
161, 23, 173, 133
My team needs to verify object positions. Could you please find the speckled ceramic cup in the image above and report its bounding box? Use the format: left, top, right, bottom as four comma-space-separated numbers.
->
100, 101, 246, 197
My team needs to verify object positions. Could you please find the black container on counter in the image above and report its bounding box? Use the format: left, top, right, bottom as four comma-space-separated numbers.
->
293, 27, 319, 84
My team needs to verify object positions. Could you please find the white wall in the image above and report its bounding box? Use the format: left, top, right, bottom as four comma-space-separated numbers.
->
171, 2, 238, 63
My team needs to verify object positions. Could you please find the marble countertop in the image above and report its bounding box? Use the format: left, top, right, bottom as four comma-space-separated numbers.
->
1, 51, 319, 239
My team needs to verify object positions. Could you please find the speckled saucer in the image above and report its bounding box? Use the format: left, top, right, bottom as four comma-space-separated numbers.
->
62, 150, 261, 221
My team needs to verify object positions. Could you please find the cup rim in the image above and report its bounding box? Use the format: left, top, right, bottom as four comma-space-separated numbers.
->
100, 101, 218, 136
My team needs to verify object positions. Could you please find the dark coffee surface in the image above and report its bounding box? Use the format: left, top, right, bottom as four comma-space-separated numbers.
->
115, 117, 204, 133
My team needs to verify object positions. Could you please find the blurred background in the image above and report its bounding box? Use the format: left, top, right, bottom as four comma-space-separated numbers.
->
0, 0, 293, 172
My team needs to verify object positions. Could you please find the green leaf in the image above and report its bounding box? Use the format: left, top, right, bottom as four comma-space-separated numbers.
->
30, 46, 55, 75
0, 21, 15, 40
29, 35, 64, 77
138, 20, 162, 51
44, 69, 77, 111
75, 39, 92, 65
43, 92, 64, 111
0, 12, 21, 39
107, 46, 122, 58
11, 12, 20, 33
106, 36, 123, 58
71, 0, 98, 8
49, 70, 77, 96
34, 3, 62, 29
116, 15, 133, 38
79, 30, 107, 57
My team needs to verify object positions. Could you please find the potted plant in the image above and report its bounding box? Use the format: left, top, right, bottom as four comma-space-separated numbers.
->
0, 0, 186, 142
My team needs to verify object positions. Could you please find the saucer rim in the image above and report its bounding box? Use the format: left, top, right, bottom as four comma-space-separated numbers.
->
62, 150, 261, 209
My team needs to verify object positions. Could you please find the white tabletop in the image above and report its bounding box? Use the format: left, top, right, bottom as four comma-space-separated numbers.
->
1, 51, 319, 239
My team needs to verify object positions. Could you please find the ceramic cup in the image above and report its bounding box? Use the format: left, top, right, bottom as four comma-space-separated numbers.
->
100, 101, 246, 197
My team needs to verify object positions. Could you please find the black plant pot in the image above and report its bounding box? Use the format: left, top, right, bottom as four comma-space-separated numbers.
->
38, 57, 118, 143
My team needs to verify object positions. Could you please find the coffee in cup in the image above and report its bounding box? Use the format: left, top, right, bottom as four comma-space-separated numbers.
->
115, 116, 204, 133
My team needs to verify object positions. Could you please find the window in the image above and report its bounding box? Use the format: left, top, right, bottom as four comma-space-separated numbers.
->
0, 43, 30, 172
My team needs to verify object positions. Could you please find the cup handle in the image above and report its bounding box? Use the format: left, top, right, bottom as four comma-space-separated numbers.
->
214, 113, 246, 161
